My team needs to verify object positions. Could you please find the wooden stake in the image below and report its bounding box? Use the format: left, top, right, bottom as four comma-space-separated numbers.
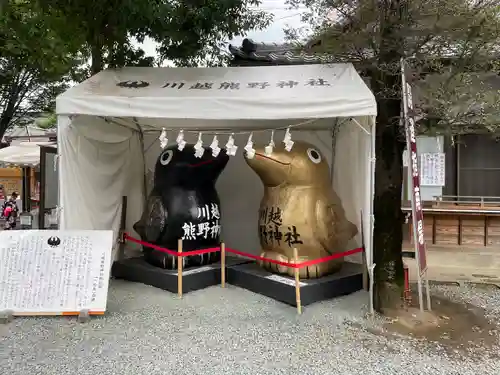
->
177, 239, 183, 298
220, 242, 226, 288
293, 247, 302, 315
117, 196, 127, 261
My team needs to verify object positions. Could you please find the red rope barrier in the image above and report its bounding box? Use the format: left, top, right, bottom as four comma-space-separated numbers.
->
123, 233, 363, 267
223, 248, 297, 268
299, 247, 364, 268
124, 233, 220, 257
224, 247, 364, 269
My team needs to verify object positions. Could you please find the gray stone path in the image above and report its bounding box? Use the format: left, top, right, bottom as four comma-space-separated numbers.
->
0, 280, 499, 375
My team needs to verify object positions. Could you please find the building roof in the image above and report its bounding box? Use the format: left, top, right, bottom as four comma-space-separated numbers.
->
228, 38, 335, 66
5, 126, 48, 138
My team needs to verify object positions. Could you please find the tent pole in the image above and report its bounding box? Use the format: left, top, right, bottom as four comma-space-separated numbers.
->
56, 115, 71, 229
352, 116, 376, 315
369, 116, 376, 316
56, 116, 62, 229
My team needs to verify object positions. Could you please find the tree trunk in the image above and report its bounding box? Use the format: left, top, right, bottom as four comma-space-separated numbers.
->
0, 84, 17, 140
90, 38, 104, 75
0, 114, 12, 141
371, 0, 408, 313
372, 79, 406, 313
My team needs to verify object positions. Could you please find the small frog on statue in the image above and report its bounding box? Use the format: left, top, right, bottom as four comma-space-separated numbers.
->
134, 144, 229, 269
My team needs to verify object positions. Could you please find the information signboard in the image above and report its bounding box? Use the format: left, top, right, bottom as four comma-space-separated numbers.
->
0, 230, 113, 316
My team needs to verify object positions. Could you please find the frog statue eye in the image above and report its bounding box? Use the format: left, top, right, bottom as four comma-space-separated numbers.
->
307, 148, 322, 164
160, 150, 173, 166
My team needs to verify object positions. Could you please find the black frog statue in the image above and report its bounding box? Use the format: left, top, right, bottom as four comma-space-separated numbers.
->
133, 144, 229, 269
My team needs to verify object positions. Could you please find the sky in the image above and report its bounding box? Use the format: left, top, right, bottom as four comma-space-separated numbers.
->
139, 0, 306, 60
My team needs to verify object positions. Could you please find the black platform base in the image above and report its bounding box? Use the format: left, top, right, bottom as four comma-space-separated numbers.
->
226, 262, 363, 306
112, 256, 250, 294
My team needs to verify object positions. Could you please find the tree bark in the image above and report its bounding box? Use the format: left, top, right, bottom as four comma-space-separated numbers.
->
372, 73, 406, 313
371, 0, 407, 313
90, 36, 104, 75
0, 114, 12, 141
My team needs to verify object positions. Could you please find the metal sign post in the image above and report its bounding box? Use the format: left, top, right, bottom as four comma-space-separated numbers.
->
401, 58, 432, 312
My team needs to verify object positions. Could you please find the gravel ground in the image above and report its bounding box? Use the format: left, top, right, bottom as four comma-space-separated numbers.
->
0, 280, 499, 375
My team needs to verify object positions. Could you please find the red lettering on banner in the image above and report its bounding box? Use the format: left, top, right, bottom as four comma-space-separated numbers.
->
409, 118, 416, 142
417, 219, 424, 245
406, 83, 413, 109
403, 72, 428, 276
414, 187, 421, 211
411, 151, 419, 177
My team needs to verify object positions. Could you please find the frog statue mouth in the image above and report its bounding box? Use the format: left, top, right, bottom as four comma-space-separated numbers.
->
244, 151, 291, 188
188, 159, 213, 168
254, 152, 291, 166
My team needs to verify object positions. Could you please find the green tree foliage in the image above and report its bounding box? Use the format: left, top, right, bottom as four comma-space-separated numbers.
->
1, 0, 270, 140
0, 0, 82, 140
286, 0, 500, 312
35, 113, 57, 129
38, 0, 272, 72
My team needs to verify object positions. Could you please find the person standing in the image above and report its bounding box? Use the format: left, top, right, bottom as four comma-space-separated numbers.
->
1, 191, 19, 230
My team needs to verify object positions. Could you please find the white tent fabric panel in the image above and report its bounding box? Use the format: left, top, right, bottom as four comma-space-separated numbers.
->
333, 116, 374, 267
58, 116, 144, 241
56, 64, 376, 120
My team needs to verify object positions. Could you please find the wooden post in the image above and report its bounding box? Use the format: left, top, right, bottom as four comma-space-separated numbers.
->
220, 242, 226, 288
177, 239, 183, 298
118, 196, 128, 261
293, 247, 302, 315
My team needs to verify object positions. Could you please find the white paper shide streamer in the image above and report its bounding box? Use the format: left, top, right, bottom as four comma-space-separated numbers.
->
210, 135, 221, 157
176, 130, 186, 151
283, 127, 294, 152
194, 132, 205, 158
159, 128, 168, 149
264, 130, 275, 156
165, 123, 303, 157
244, 133, 255, 159
225, 134, 238, 156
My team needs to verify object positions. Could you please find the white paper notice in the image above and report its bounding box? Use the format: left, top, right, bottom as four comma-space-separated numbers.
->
0, 230, 113, 315
265, 274, 306, 287
420, 152, 446, 186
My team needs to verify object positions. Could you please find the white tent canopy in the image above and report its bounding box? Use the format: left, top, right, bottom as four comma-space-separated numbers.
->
57, 64, 375, 122
56, 63, 377, 292
0, 141, 56, 167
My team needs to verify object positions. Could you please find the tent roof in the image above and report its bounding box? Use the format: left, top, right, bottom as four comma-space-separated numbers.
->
56, 64, 376, 122
0, 141, 56, 167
